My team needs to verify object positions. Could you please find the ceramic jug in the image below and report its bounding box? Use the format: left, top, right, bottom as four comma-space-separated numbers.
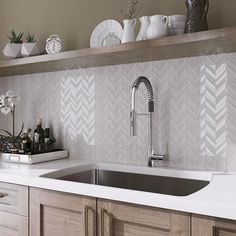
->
122, 19, 137, 43
147, 15, 169, 39
184, 0, 209, 33
136, 16, 150, 41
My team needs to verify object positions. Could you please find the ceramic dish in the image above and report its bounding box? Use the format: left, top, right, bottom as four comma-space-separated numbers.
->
90, 19, 123, 48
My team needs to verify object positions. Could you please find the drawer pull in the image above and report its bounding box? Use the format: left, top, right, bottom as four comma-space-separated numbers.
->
84, 205, 96, 236
101, 208, 114, 236
0, 193, 8, 198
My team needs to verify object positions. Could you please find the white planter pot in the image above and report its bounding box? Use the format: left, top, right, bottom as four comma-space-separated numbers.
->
2, 43, 22, 59
21, 42, 45, 57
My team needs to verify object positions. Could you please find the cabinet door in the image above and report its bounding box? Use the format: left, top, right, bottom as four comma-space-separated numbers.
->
98, 199, 190, 236
192, 214, 236, 236
30, 188, 96, 236
0, 210, 28, 236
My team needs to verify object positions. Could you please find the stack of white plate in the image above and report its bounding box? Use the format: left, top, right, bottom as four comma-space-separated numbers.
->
168, 15, 186, 35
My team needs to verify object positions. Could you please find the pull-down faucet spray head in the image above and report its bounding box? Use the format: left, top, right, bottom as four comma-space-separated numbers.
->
131, 76, 154, 113
131, 76, 154, 137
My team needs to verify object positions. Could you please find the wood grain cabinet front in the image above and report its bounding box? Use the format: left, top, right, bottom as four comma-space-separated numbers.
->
30, 188, 96, 236
0, 210, 28, 236
192, 214, 236, 236
97, 199, 191, 236
0, 182, 28, 216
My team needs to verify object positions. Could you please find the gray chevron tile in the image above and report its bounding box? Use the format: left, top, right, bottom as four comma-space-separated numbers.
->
2, 53, 236, 171
152, 60, 169, 156
95, 66, 109, 162
122, 63, 139, 164
226, 53, 236, 171
107, 65, 123, 162
169, 58, 188, 168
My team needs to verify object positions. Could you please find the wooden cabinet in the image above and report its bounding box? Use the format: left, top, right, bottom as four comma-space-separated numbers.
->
0, 182, 28, 216
0, 210, 28, 236
97, 199, 190, 236
29, 187, 236, 236
0, 182, 28, 236
192, 214, 236, 236
30, 188, 96, 236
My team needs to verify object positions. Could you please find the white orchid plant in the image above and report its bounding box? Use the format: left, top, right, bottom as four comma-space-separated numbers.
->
0, 91, 23, 153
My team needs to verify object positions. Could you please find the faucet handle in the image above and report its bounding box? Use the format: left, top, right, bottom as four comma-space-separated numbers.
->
148, 154, 166, 167
130, 110, 137, 136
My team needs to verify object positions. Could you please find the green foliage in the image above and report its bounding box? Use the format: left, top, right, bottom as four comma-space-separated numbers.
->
121, 0, 142, 19
7, 30, 24, 44
0, 124, 24, 153
26, 34, 37, 43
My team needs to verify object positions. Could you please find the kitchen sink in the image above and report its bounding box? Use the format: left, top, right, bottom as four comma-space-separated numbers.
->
41, 164, 210, 196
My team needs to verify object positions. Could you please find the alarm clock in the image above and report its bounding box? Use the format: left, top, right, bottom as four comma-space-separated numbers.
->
45, 35, 62, 54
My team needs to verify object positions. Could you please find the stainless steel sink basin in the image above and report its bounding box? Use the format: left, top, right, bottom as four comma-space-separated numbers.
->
43, 167, 210, 196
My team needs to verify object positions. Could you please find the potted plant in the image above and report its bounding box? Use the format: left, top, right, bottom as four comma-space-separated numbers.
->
121, 0, 142, 43
2, 30, 24, 58
21, 34, 45, 57
0, 91, 23, 153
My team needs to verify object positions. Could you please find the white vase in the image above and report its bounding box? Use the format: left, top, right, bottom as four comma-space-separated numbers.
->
136, 16, 150, 41
2, 43, 22, 59
122, 19, 137, 43
21, 42, 45, 57
147, 15, 169, 40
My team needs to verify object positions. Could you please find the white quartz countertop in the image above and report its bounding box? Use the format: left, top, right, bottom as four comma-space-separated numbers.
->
0, 159, 235, 220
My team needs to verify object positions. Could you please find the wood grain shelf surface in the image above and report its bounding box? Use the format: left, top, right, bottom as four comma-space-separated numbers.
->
1, 27, 236, 77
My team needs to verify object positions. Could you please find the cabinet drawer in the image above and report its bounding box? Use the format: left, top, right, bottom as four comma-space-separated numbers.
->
0, 182, 28, 216
0, 210, 28, 236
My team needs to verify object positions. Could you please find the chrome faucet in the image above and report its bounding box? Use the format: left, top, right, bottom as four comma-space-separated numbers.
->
130, 76, 165, 167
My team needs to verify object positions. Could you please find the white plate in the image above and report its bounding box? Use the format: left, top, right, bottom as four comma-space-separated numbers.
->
90, 19, 123, 48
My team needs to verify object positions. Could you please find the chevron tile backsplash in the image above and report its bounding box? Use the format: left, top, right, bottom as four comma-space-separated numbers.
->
1, 53, 236, 171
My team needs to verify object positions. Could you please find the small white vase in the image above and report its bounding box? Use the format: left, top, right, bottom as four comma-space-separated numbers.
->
136, 16, 151, 41
122, 19, 137, 43
21, 42, 45, 57
147, 15, 169, 40
2, 43, 22, 59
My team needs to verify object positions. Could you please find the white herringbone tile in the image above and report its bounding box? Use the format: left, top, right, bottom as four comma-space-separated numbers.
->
169, 58, 188, 168
1, 53, 236, 172
199, 55, 227, 170
226, 53, 236, 171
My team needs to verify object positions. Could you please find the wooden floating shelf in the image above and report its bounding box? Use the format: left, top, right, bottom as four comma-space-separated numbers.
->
1, 27, 236, 77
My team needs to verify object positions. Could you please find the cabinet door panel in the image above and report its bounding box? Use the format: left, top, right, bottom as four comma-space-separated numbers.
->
30, 188, 96, 236
98, 199, 190, 236
0, 210, 28, 236
192, 214, 236, 236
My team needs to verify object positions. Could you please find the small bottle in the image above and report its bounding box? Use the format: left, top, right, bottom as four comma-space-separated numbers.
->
34, 118, 45, 153
34, 118, 45, 144
44, 123, 50, 144
19, 129, 32, 154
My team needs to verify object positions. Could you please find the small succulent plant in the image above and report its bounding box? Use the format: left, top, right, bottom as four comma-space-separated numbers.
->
26, 34, 37, 43
7, 30, 24, 44
121, 0, 142, 19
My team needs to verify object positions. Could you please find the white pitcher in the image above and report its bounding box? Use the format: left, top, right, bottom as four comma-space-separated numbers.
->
147, 15, 169, 40
136, 16, 150, 41
122, 19, 137, 43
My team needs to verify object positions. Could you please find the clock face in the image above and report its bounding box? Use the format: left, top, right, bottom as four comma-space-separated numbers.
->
46, 35, 62, 54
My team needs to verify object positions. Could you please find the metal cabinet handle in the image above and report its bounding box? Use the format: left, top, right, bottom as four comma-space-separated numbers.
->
101, 208, 114, 236
0, 193, 8, 198
84, 205, 96, 236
